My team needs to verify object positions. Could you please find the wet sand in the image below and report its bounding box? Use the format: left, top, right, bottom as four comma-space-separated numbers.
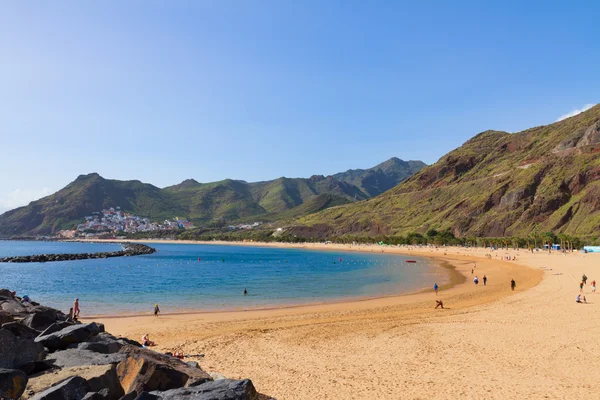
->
82, 242, 600, 399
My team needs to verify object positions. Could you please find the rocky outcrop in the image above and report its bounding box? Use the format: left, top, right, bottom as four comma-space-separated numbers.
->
116, 345, 212, 394
0, 325, 46, 370
35, 323, 105, 352
0, 368, 28, 399
0, 243, 156, 263
0, 288, 261, 400
29, 376, 89, 400
147, 379, 259, 400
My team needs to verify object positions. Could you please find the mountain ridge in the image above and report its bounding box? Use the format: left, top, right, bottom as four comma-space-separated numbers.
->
0, 157, 424, 235
294, 104, 600, 238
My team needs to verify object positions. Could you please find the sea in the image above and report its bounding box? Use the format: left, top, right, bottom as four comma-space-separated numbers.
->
0, 240, 448, 315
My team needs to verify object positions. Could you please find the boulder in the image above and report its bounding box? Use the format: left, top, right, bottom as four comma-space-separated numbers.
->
208, 372, 228, 381
149, 379, 258, 400
29, 376, 89, 400
45, 349, 125, 369
69, 332, 123, 354
82, 388, 111, 399
22, 306, 64, 331
35, 322, 105, 351
0, 310, 15, 325
0, 326, 46, 370
2, 321, 40, 338
0, 299, 28, 316
39, 321, 75, 338
116, 345, 212, 395
24, 365, 124, 400
0, 368, 28, 400
0, 289, 15, 298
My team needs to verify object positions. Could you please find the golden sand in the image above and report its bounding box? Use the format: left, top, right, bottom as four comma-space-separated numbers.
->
86, 241, 600, 399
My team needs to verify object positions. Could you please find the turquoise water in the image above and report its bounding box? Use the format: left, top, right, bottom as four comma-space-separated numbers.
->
0, 241, 447, 315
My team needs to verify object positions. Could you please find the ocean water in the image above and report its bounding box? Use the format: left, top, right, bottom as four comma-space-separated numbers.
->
0, 241, 447, 315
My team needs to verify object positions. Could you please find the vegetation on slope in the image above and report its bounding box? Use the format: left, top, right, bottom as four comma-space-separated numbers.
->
0, 158, 421, 235
295, 104, 600, 239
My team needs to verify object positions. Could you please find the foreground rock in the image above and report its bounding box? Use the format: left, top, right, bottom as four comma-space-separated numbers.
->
0, 325, 46, 370
147, 379, 259, 400
0, 288, 261, 400
117, 345, 212, 394
0, 243, 156, 263
0, 368, 28, 400
35, 322, 105, 351
29, 376, 89, 400
24, 365, 124, 400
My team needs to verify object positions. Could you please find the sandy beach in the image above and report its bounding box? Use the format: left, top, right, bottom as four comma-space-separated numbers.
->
86, 241, 600, 399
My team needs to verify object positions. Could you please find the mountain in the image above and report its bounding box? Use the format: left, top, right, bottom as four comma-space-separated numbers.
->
0, 158, 423, 235
0, 173, 184, 236
294, 104, 600, 238
332, 158, 426, 197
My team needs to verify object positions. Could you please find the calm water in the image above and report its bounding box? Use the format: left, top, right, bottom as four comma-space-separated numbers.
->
0, 241, 447, 315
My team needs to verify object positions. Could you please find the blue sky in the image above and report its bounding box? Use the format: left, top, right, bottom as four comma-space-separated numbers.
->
0, 1, 598, 213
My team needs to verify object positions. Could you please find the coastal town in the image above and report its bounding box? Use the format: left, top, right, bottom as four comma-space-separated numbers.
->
53, 207, 265, 239
57, 207, 194, 238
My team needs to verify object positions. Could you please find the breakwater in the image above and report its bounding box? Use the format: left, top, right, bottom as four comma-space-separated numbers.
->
0, 243, 156, 263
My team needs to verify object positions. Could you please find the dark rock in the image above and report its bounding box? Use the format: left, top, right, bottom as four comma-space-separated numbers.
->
39, 321, 75, 338
116, 337, 143, 348
116, 345, 212, 395
150, 379, 258, 400
119, 392, 139, 400
23, 309, 59, 332
0, 289, 15, 298
0, 244, 156, 263
85, 364, 124, 400
69, 332, 123, 354
0, 311, 15, 324
35, 322, 105, 351
82, 388, 112, 400
186, 361, 200, 369
134, 393, 159, 400
45, 349, 126, 369
0, 299, 28, 316
15, 360, 53, 375
0, 327, 46, 370
2, 321, 40, 338
29, 376, 89, 400
0, 368, 28, 400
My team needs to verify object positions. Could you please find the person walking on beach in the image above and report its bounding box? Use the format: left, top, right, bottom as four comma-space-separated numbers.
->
511, 279, 516, 291
582, 274, 588, 285
580, 282, 584, 293
592, 280, 596, 293
483, 275, 487, 286
474, 276, 479, 285
154, 304, 160, 317
74, 298, 80, 318
433, 283, 439, 295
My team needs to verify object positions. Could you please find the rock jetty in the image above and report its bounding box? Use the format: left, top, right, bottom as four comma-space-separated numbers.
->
0, 289, 260, 399
0, 244, 156, 263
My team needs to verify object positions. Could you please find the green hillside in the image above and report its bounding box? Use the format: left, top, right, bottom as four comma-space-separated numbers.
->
294, 104, 600, 238
333, 157, 426, 196
0, 158, 422, 235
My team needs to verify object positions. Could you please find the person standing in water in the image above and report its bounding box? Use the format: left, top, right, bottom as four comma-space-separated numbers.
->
243, 288, 248, 295
433, 283, 439, 295
74, 298, 81, 318
511, 279, 516, 291
154, 304, 160, 317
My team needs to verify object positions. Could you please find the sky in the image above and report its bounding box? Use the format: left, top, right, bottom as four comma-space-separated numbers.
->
1, 1, 599, 213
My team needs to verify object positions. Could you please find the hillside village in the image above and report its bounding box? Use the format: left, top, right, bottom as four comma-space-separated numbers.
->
57, 207, 194, 238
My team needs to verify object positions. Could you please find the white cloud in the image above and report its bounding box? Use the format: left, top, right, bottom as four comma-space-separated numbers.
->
556, 104, 595, 122
0, 187, 52, 214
